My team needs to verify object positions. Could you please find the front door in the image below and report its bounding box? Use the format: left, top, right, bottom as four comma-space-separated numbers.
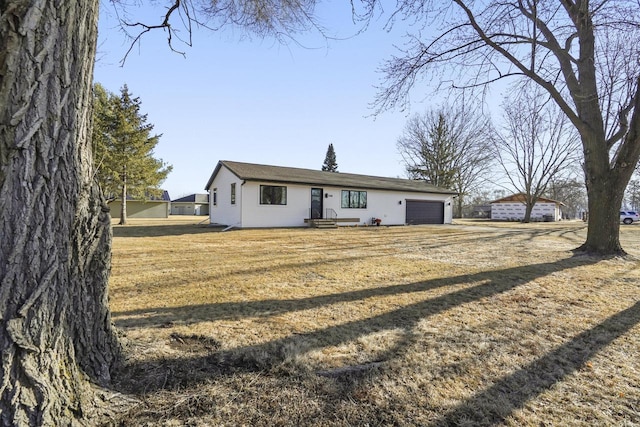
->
311, 188, 323, 219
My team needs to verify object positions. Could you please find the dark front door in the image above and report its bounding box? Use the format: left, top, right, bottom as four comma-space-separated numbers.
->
311, 188, 323, 219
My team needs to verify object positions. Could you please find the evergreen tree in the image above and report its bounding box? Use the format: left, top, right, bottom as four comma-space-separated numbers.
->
321, 143, 338, 172
397, 104, 493, 217
92, 84, 172, 225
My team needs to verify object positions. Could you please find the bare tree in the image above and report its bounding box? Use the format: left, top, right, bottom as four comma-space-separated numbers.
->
110, 0, 324, 64
545, 178, 588, 219
625, 178, 640, 211
0, 1, 321, 424
397, 103, 493, 217
369, 0, 640, 254
493, 88, 581, 222
462, 188, 497, 218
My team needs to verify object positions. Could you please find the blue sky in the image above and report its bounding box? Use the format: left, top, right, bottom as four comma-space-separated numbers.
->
94, 2, 454, 199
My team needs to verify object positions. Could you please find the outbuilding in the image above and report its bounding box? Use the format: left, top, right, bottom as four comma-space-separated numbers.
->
171, 193, 210, 216
204, 161, 457, 228
490, 193, 564, 221
108, 190, 171, 219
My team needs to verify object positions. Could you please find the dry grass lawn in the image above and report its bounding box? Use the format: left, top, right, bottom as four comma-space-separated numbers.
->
105, 217, 640, 426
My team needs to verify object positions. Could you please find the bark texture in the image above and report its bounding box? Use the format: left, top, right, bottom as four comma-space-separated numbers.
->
580, 179, 625, 253
577, 83, 640, 254
0, 1, 120, 425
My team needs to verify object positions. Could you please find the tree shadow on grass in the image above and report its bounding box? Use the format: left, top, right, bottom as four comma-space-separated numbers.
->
112, 225, 574, 329
112, 224, 223, 238
432, 300, 640, 426
113, 255, 603, 396
111, 250, 575, 328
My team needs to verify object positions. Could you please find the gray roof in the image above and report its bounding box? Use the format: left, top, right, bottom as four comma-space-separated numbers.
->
204, 161, 457, 195
171, 193, 209, 203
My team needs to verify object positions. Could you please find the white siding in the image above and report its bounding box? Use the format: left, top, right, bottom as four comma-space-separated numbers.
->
241, 182, 311, 227
171, 203, 209, 215
171, 203, 194, 215
208, 166, 243, 226
491, 202, 560, 221
207, 164, 454, 227
321, 187, 453, 226
240, 183, 453, 227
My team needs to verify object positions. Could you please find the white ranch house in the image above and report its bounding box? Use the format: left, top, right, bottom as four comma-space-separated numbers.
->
490, 193, 564, 221
204, 161, 457, 228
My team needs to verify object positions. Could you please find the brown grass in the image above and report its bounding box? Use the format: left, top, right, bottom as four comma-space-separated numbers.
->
105, 217, 640, 426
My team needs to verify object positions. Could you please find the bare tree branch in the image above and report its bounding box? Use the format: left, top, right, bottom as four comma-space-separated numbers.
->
492, 86, 581, 222
368, 0, 640, 252
397, 101, 494, 217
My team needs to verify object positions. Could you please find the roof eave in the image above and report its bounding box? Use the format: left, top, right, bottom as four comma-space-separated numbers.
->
206, 160, 457, 195
204, 161, 225, 191
239, 177, 457, 195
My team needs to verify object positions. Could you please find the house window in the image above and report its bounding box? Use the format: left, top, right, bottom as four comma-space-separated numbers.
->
231, 183, 236, 205
212, 188, 217, 206
341, 190, 367, 208
260, 185, 287, 205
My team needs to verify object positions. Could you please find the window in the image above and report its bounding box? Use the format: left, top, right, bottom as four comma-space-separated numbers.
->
230, 183, 236, 205
341, 190, 367, 208
212, 188, 217, 206
260, 185, 287, 205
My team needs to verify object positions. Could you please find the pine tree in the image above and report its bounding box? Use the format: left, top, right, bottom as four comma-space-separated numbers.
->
321, 143, 338, 172
92, 84, 172, 224
397, 105, 493, 217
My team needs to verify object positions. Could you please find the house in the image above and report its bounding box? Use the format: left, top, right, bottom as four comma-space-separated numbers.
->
490, 193, 564, 221
171, 193, 210, 216
204, 160, 457, 228
108, 190, 171, 219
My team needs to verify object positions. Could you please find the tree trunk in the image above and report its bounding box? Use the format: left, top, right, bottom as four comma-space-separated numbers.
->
455, 196, 463, 218
523, 203, 533, 223
119, 170, 127, 225
575, 127, 632, 254
0, 1, 120, 425
577, 175, 626, 255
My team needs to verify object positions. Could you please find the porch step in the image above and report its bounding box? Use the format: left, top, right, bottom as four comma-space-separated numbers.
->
308, 219, 338, 229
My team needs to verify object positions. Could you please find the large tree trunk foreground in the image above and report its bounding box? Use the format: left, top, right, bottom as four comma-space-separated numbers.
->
0, 1, 120, 425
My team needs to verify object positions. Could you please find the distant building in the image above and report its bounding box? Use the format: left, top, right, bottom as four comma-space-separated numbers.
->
108, 190, 171, 219
490, 193, 564, 221
171, 193, 210, 216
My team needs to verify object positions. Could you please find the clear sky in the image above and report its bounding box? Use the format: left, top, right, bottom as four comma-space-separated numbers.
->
94, 2, 455, 199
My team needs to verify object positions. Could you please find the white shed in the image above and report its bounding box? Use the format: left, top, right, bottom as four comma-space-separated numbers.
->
171, 193, 210, 216
490, 193, 564, 221
204, 161, 457, 228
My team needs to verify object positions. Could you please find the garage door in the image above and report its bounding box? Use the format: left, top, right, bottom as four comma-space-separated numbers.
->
406, 200, 444, 224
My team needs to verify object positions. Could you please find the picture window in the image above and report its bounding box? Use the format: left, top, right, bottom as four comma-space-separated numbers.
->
260, 185, 287, 205
341, 190, 367, 208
